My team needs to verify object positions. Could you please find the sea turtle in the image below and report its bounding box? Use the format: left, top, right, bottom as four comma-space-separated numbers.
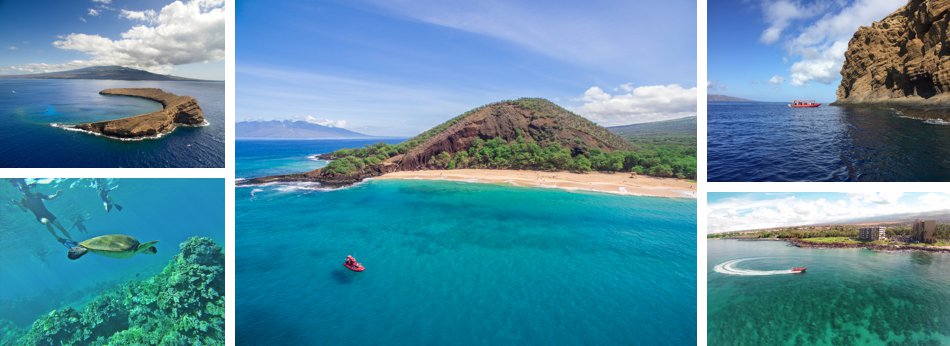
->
67, 234, 158, 260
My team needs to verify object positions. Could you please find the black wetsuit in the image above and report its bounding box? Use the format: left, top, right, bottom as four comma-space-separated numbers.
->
22, 193, 55, 222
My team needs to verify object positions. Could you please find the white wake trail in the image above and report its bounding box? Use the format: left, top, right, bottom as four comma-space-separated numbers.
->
713, 258, 796, 276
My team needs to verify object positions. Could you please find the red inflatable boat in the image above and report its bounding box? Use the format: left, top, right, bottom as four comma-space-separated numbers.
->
344, 255, 364, 272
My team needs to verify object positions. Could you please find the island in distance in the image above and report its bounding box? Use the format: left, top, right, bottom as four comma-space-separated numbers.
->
0, 65, 208, 81
236, 120, 372, 139
707, 94, 758, 103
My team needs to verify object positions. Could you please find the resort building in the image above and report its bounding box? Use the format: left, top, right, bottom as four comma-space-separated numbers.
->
911, 219, 937, 243
858, 226, 886, 241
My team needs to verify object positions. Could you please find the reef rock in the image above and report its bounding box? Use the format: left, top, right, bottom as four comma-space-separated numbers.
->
836, 0, 950, 105
14, 237, 225, 345
67, 88, 205, 139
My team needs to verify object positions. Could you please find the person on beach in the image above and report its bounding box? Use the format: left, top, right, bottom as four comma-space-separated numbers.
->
96, 179, 123, 212
15, 185, 74, 244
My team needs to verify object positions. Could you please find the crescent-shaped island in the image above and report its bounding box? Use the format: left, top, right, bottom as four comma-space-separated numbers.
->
54, 88, 207, 140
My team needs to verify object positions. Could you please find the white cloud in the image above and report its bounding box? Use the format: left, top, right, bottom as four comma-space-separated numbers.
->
781, 0, 905, 85
575, 83, 696, 126
759, 0, 826, 44
3, 0, 224, 75
849, 192, 903, 204
305, 116, 348, 128
768, 75, 785, 84
708, 193, 950, 233
7, 46, 16, 50
87, 8, 100, 16
120, 9, 157, 22
707, 80, 727, 92
79, 17, 87, 23
92, 0, 112, 3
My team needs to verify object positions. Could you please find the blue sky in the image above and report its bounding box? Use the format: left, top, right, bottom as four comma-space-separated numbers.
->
236, 0, 697, 137
0, 0, 224, 80
708, 192, 950, 233
708, 0, 905, 102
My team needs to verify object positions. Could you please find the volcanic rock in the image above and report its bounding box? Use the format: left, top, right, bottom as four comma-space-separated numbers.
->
68, 88, 205, 139
836, 0, 950, 106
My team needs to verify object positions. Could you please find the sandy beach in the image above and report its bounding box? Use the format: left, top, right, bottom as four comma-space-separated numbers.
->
373, 169, 696, 198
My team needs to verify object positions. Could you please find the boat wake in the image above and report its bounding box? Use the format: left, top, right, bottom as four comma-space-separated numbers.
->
713, 258, 796, 276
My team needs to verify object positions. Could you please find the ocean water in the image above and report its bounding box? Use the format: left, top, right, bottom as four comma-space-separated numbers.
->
708, 239, 950, 345
236, 181, 697, 345
707, 102, 950, 181
236, 138, 403, 179
0, 79, 225, 168
0, 178, 224, 328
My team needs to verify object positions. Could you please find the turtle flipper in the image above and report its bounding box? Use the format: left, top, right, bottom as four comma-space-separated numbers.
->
137, 240, 159, 255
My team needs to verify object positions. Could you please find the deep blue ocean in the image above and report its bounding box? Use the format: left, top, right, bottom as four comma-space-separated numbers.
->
0, 179, 224, 327
236, 140, 697, 345
0, 79, 224, 168
708, 102, 950, 181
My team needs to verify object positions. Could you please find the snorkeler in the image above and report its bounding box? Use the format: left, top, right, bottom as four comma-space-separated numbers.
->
70, 213, 90, 234
7, 178, 28, 194
96, 179, 123, 212
15, 185, 74, 244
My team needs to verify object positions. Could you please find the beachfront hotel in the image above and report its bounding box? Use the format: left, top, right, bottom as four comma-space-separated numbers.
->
858, 226, 887, 241
912, 220, 937, 243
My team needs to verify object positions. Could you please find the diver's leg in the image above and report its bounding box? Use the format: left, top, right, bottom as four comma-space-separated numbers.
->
52, 220, 73, 240
42, 219, 64, 243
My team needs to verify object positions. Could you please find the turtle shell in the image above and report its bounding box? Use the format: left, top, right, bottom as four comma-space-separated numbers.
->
79, 234, 140, 252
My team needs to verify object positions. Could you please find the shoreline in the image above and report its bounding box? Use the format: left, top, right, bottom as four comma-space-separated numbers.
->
372, 169, 696, 198
788, 238, 950, 253
711, 238, 950, 254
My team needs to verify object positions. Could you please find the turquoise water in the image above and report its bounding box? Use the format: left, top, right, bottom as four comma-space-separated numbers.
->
0, 79, 225, 167
236, 139, 403, 178
236, 179, 697, 344
0, 179, 224, 327
708, 239, 950, 345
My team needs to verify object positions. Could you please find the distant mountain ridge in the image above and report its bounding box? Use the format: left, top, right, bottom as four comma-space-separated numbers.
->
708, 94, 757, 102
608, 116, 696, 138
236, 120, 371, 139
0, 66, 206, 81
817, 209, 950, 226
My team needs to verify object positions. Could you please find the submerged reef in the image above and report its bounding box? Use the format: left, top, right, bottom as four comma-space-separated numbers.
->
2, 237, 224, 345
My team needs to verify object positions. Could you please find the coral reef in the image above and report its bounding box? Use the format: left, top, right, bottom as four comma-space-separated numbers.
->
6, 237, 224, 345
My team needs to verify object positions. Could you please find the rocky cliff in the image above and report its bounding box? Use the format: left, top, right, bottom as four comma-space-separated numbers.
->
62, 88, 205, 139
836, 0, 950, 105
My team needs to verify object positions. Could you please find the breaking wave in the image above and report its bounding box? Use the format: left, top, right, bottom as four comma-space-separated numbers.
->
713, 258, 796, 276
